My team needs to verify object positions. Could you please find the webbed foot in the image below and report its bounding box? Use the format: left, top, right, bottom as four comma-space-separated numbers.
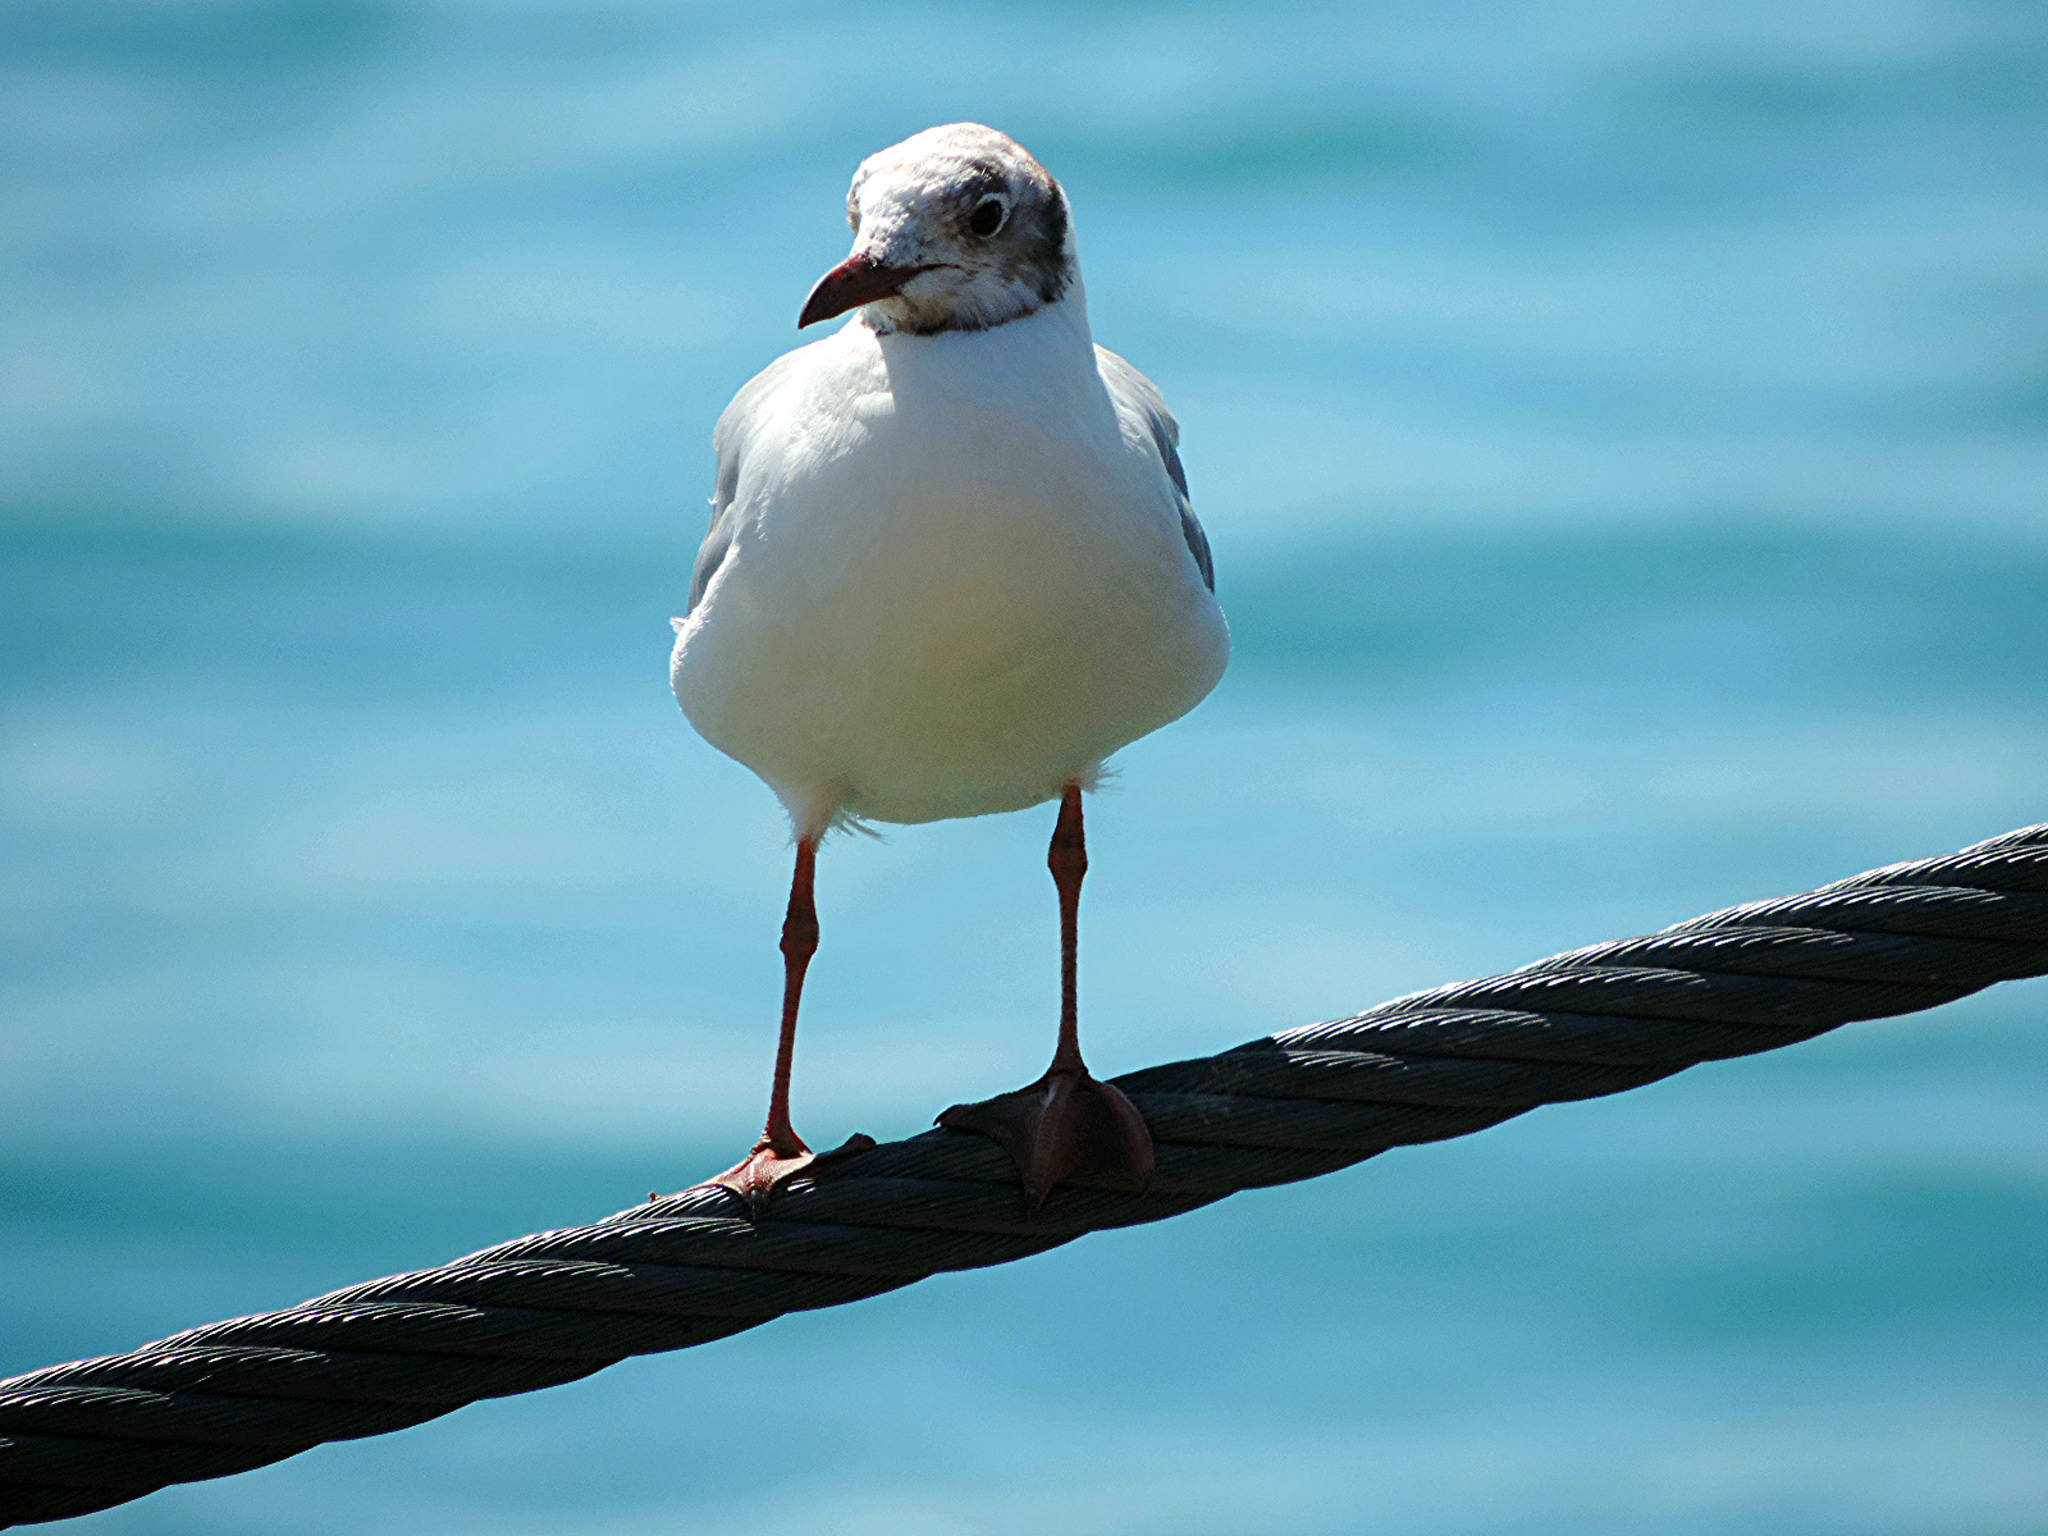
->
939, 1065, 1153, 1204
697, 1131, 877, 1218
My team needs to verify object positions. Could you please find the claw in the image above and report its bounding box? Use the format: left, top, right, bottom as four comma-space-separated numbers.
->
939, 1065, 1153, 1204
694, 1131, 877, 1218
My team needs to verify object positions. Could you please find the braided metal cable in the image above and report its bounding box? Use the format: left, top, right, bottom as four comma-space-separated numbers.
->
4, 822, 2045, 1526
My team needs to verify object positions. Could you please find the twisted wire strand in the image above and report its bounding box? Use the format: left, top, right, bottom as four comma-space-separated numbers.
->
3, 823, 2045, 1525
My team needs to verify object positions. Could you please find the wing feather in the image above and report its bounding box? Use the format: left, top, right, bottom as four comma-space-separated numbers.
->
686, 351, 808, 615
1095, 346, 1214, 592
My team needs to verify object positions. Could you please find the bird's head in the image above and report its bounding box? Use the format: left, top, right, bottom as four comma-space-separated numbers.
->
798, 123, 1074, 336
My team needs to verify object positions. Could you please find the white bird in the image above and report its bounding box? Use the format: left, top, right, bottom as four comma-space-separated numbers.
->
670, 123, 1229, 1209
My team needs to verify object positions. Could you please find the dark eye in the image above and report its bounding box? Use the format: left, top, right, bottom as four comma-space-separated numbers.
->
968, 196, 1008, 237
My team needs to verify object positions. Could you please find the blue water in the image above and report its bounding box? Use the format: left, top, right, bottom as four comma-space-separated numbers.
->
4, 3, 2046, 1532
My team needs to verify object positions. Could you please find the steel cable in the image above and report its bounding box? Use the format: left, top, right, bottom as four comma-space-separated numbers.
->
3, 822, 2044, 1525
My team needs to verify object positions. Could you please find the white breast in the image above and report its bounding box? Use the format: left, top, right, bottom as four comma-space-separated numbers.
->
672, 298, 1228, 834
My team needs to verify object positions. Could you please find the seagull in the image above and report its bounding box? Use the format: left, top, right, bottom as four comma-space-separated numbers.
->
670, 123, 1228, 1210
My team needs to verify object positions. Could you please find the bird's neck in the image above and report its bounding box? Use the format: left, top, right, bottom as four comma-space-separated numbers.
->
864, 290, 1104, 430
867, 271, 1090, 340
869, 281, 1093, 367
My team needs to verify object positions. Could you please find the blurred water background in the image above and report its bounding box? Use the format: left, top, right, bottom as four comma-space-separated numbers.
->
4, 2, 2046, 1532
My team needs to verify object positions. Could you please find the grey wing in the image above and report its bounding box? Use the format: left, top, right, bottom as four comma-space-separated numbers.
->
688, 350, 817, 614
687, 352, 800, 615
686, 447, 739, 616
1095, 346, 1214, 592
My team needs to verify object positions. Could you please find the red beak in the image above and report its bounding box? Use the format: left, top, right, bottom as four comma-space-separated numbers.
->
798, 252, 936, 328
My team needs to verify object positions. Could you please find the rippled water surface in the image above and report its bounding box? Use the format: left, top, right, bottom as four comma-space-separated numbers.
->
3, 3, 2046, 1532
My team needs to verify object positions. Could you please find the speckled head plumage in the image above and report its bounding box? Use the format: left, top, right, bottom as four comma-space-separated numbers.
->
798, 123, 1075, 337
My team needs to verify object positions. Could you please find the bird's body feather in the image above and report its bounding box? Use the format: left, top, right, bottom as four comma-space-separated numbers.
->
672, 289, 1226, 834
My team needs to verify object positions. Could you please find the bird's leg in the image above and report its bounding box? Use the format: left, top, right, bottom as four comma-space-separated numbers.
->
938, 785, 1154, 1204
704, 836, 871, 1213
763, 834, 820, 1150
1049, 783, 1087, 1074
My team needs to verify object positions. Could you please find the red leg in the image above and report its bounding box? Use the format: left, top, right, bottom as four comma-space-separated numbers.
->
1048, 784, 1087, 1073
765, 836, 820, 1155
704, 837, 871, 1213
938, 785, 1154, 1203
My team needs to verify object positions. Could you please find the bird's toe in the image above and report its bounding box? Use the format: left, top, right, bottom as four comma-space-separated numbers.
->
692, 1132, 878, 1218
